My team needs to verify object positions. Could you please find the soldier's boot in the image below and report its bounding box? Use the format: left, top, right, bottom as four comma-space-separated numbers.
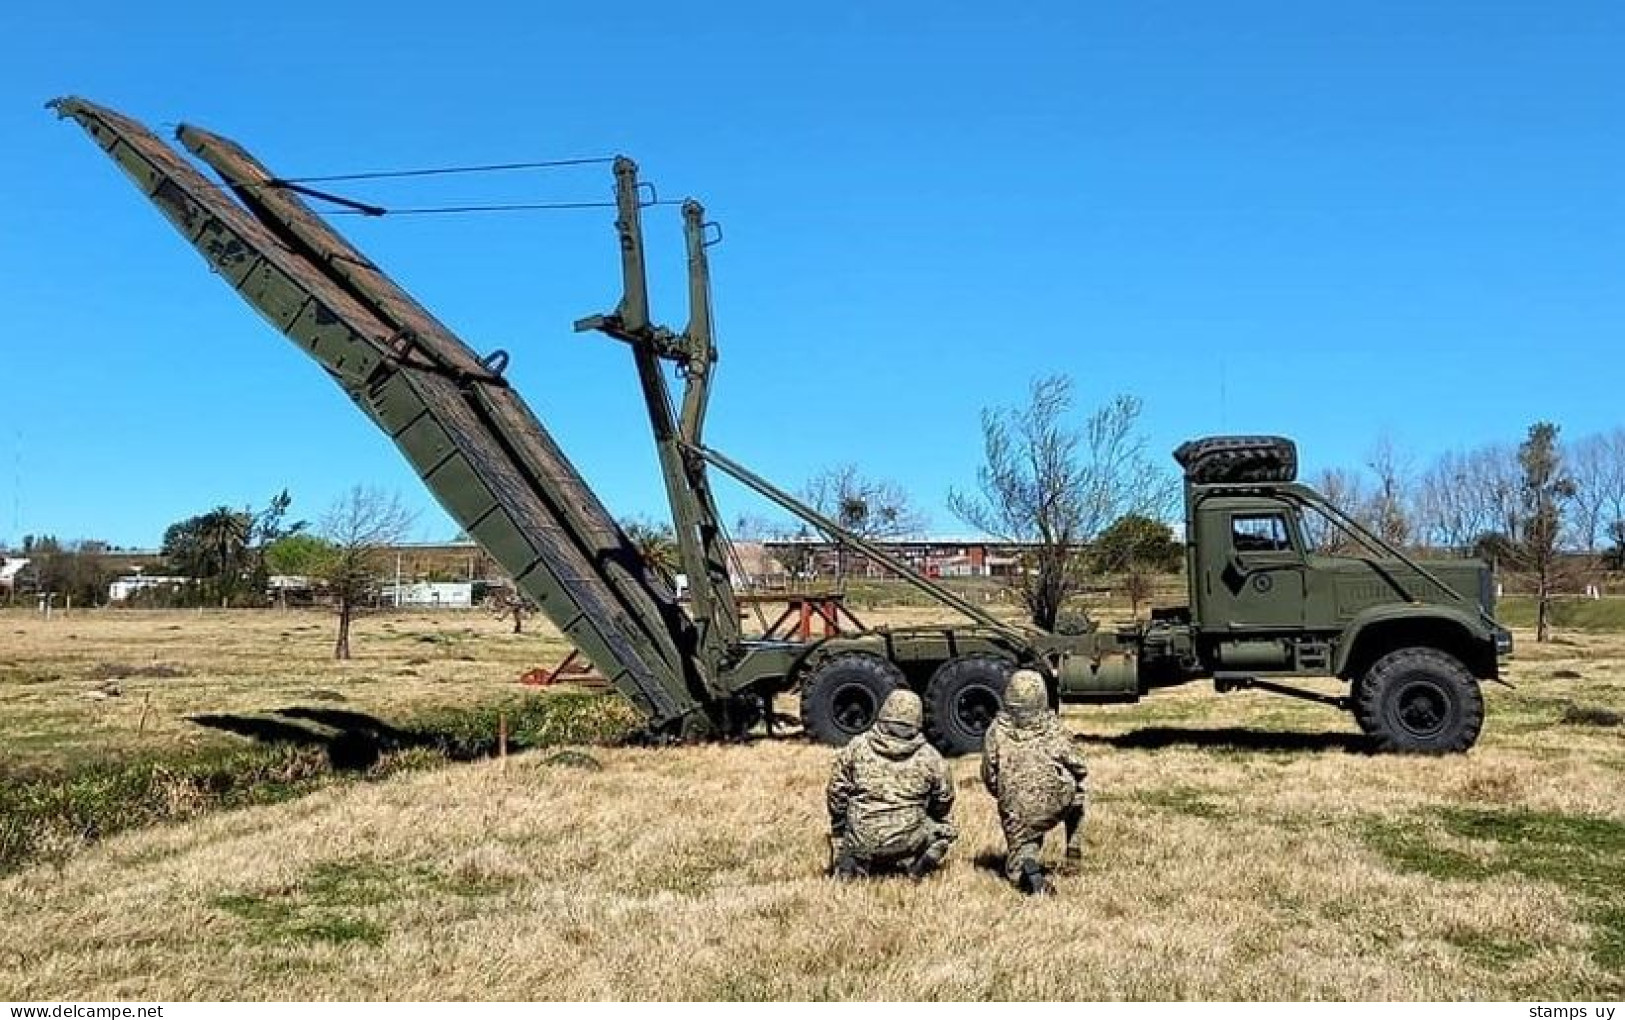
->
907, 839, 951, 881
1058, 802, 1086, 876
831, 852, 863, 881
1017, 858, 1054, 897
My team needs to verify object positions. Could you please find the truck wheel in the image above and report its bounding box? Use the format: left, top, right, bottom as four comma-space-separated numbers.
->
1353, 648, 1484, 753
924, 654, 1015, 757
799, 652, 904, 747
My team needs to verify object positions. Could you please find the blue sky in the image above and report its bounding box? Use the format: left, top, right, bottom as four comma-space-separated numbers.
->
1, 1, 1620, 548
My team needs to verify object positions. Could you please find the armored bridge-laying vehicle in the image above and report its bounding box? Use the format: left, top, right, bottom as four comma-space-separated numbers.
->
53, 98, 1510, 756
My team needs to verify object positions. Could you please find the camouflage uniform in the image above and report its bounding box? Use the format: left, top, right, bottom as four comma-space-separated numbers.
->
826, 689, 956, 879
981, 669, 1088, 895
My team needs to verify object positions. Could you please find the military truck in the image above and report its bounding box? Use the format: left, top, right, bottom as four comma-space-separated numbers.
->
797, 435, 1512, 756
53, 98, 1510, 757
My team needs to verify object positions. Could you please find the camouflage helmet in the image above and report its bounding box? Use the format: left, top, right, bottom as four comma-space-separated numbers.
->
1004, 669, 1049, 725
875, 688, 923, 736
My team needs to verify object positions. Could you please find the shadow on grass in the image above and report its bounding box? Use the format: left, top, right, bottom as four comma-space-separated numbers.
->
1074, 726, 1374, 754
971, 851, 1008, 877
192, 692, 643, 771
191, 709, 430, 771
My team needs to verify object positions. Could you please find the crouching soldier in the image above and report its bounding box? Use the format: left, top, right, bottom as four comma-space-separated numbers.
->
981, 669, 1089, 896
826, 689, 957, 880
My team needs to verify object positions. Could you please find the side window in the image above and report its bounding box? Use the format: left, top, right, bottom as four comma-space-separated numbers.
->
1232, 514, 1294, 553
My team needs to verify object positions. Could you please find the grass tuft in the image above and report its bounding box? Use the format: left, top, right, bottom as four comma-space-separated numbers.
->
1560, 703, 1623, 728
84, 662, 188, 680
215, 862, 401, 947
1131, 786, 1226, 819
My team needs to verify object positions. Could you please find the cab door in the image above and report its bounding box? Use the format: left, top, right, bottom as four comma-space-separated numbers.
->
1208, 509, 1306, 630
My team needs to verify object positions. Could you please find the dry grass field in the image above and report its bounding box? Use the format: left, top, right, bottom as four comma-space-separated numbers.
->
2, 604, 1623, 1000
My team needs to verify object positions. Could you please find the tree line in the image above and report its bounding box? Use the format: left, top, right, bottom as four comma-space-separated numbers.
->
1308, 428, 1625, 566
1306, 424, 1620, 641
769, 379, 1619, 644
4, 487, 415, 660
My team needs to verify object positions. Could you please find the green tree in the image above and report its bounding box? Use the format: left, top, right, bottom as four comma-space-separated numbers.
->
162, 506, 251, 605
1090, 514, 1182, 619
264, 533, 335, 576
622, 517, 679, 585
245, 490, 306, 598
1605, 520, 1625, 572
1090, 514, 1183, 574
161, 492, 306, 606
1515, 422, 1575, 643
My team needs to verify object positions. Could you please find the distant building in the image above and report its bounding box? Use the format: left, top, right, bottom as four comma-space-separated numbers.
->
0, 557, 28, 596
382, 542, 502, 583
763, 538, 1032, 580
108, 574, 189, 601
728, 542, 787, 588
380, 580, 473, 609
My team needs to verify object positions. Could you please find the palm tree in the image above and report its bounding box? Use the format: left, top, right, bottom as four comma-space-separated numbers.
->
622, 517, 679, 585
197, 506, 251, 605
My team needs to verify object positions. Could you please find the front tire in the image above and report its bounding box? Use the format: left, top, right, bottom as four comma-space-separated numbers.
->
799, 652, 904, 746
924, 654, 1015, 756
1354, 647, 1484, 753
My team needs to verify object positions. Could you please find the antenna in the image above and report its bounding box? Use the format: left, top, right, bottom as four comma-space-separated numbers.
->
11, 428, 20, 543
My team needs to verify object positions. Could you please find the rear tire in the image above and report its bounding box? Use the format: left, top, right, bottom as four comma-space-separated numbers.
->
800, 652, 904, 747
924, 654, 1015, 756
1353, 647, 1484, 753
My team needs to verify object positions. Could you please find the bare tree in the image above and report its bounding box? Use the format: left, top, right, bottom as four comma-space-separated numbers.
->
949, 378, 1175, 630
803, 464, 926, 580
1566, 428, 1625, 556
1363, 435, 1413, 548
1480, 443, 1525, 546
730, 513, 781, 543
1413, 443, 1522, 559
1416, 450, 1484, 553
1515, 423, 1574, 643
1301, 468, 1365, 553
1566, 432, 1608, 553
316, 487, 416, 660
1605, 429, 1625, 543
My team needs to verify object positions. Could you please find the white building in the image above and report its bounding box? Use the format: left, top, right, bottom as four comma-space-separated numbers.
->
108, 574, 189, 601
380, 581, 473, 609
0, 557, 27, 594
